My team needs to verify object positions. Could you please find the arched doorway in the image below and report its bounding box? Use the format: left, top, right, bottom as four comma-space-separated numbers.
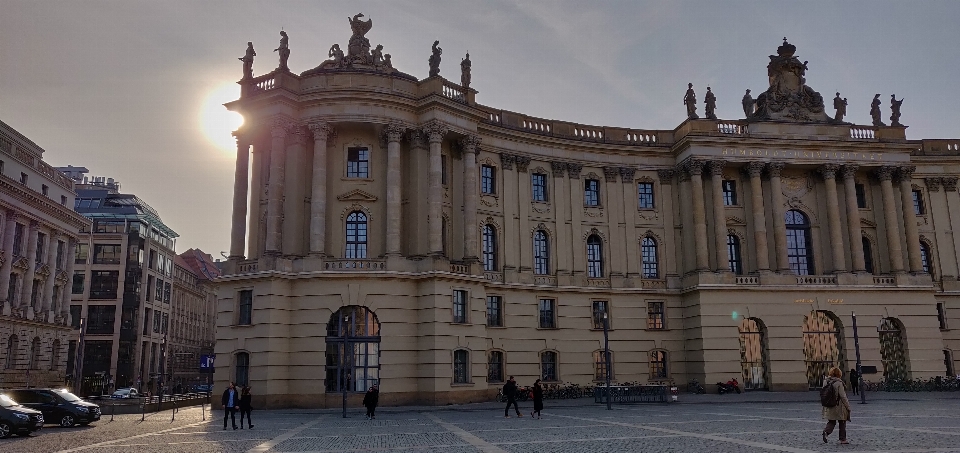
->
325, 306, 381, 392
802, 311, 845, 389
879, 318, 909, 381
738, 318, 769, 390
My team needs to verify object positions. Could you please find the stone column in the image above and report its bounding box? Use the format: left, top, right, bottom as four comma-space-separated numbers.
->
842, 165, 866, 272
384, 123, 405, 256
709, 161, 729, 272
264, 119, 288, 256
59, 238, 76, 324
20, 221, 39, 317
746, 162, 770, 272
0, 212, 17, 313
898, 166, 924, 273
686, 159, 709, 271
876, 166, 905, 273
247, 140, 266, 260
461, 135, 481, 262
307, 121, 334, 256
423, 121, 448, 255
229, 136, 250, 260
767, 163, 790, 272
41, 232, 60, 319
818, 164, 847, 272
282, 126, 308, 256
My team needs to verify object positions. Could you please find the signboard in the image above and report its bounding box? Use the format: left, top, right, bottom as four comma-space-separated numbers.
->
200, 355, 215, 369
860, 365, 878, 375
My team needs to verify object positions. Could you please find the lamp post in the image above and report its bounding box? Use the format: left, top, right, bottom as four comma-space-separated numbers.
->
158, 334, 167, 411
73, 317, 86, 393
603, 311, 611, 410
851, 311, 866, 404
342, 314, 350, 418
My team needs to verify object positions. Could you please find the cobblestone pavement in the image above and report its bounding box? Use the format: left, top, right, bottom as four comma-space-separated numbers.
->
4, 393, 960, 452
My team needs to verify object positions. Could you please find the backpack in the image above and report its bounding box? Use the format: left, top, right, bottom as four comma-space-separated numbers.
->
820, 380, 839, 407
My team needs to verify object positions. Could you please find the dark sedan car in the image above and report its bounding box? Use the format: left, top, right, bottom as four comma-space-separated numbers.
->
0, 393, 44, 438
5, 389, 100, 427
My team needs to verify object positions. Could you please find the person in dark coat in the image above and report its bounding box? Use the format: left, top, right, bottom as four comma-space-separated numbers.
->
363, 385, 379, 419
221, 382, 239, 430
822, 367, 851, 444
849, 368, 859, 395
239, 386, 254, 429
530, 379, 544, 419
503, 376, 523, 418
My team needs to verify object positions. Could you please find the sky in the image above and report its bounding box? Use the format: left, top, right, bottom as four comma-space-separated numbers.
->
1, 1, 958, 257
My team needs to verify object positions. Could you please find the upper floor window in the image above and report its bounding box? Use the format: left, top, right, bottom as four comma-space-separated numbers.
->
647, 301, 665, 329
20, 172, 27, 185
56, 240, 65, 270
487, 350, 504, 383
441, 155, 448, 185
533, 230, 549, 275
345, 212, 368, 259
36, 232, 46, 264
637, 182, 654, 209
937, 302, 948, 330
641, 237, 658, 279
584, 179, 600, 206
722, 180, 737, 205
862, 237, 875, 274
920, 242, 931, 274
785, 210, 813, 275
855, 183, 867, 208
593, 350, 612, 381
75, 243, 88, 264
72, 271, 85, 295
93, 244, 122, 265
540, 351, 558, 381
89, 271, 119, 299
591, 301, 609, 330
486, 296, 503, 327
538, 299, 556, 329
532, 173, 547, 201
452, 289, 468, 324
587, 235, 603, 278
41, 185, 49, 196
727, 235, 743, 275
238, 290, 253, 325
482, 225, 497, 271
347, 147, 369, 178
913, 190, 925, 215
481, 165, 496, 194
12, 223, 24, 256
453, 349, 470, 384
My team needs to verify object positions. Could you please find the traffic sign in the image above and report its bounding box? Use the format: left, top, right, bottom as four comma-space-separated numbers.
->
200, 354, 215, 369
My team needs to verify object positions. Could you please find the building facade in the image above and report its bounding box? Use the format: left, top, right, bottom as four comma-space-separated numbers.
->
216, 24, 960, 407
169, 249, 218, 390
0, 121, 89, 389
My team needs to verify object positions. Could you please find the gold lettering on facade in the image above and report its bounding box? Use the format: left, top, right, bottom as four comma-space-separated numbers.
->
828, 298, 844, 304
794, 298, 815, 304
721, 148, 885, 162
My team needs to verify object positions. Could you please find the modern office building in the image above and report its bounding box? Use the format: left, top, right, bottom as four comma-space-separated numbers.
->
0, 121, 89, 389
215, 21, 960, 407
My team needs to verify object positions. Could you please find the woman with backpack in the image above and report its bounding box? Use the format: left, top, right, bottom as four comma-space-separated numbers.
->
821, 367, 851, 444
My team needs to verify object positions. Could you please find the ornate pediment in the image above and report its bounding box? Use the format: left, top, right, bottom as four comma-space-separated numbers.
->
336, 189, 378, 202
747, 38, 836, 124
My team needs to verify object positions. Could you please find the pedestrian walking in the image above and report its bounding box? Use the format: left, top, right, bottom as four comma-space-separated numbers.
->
239, 386, 254, 429
821, 367, 851, 445
503, 376, 523, 418
849, 368, 859, 395
363, 384, 379, 419
221, 382, 240, 430
530, 379, 543, 419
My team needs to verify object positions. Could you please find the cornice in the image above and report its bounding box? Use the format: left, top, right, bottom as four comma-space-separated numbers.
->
0, 176, 90, 233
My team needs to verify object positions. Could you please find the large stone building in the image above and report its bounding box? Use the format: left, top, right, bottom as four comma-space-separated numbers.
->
0, 120, 89, 389
169, 249, 218, 390
216, 22, 960, 407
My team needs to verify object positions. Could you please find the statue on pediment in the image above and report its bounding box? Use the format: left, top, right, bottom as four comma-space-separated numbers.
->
429, 40, 442, 77
328, 44, 345, 68
683, 83, 699, 119
461, 53, 472, 89
742, 89, 755, 118
749, 38, 832, 123
890, 94, 904, 126
239, 42, 256, 80
348, 13, 373, 58
704, 87, 717, 120
833, 92, 847, 122
274, 31, 290, 72
870, 94, 885, 126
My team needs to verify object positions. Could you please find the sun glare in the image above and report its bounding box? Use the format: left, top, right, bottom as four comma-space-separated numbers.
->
200, 83, 244, 152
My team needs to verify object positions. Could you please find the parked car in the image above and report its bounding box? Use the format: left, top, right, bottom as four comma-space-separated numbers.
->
0, 393, 44, 438
111, 388, 139, 399
4, 389, 100, 427
192, 384, 213, 393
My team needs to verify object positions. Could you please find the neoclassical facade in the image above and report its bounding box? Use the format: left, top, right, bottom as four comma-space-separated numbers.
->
216, 26, 960, 407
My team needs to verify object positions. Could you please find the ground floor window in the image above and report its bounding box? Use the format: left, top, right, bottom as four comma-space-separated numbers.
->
649, 350, 668, 379
738, 318, 768, 390
802, 311, 845, 389
325, 306, 381, 392
879, 318, 909, 382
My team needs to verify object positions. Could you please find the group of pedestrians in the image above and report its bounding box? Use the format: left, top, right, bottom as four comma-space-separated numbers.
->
221, 382, 254, 430
502, 376, 544, 419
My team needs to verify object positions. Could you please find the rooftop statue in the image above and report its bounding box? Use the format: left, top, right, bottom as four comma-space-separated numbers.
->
429, 40, 442, 77
461, 52, 472, 89
683, 83, 699, 119
301, 13, 411, 79
870, 94, 885, 126
274, 31, 290, 72
328, 44, 345, 68
348, 13, 373, 58
890, 94, 904, 126
704, 86, 717, 120
239, 42, 256, 80
742, 89, 755, 118
749, 38, 832, 123
833, 92, 848, 122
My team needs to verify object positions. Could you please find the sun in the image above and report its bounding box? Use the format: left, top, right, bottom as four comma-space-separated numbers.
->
200, 83, 244, 152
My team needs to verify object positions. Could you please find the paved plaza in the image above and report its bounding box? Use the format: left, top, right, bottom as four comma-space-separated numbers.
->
5, 392, 960, 453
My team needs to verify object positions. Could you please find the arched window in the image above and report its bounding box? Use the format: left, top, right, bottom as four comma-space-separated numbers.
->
593, 350, 612, 381
641, 237, 659, 278
587, 235, 603, 278
50, 339, 60, 371
879, 318, 909, 381
345, 211, 368, 259
29, 337, 41, 370
727, 235, 743, 275
920, 241, 931, 274
453, 349, 470, 384
235, 352, 249, 386
785, 210, 813, 275
649, 350, 668, 379
5, 334, 18, 369
540, 351, 558, 382
487, 350, 504, 383
862, 237, 875, 274
533, 230, 549, 275
482, 225, 497, 271
325, 306, 381, 392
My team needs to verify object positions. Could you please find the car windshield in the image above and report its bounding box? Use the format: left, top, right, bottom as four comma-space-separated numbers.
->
54, 389, 82, 402
0, 394, 19, 408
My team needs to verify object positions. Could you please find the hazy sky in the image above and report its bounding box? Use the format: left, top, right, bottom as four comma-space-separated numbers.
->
2, 1, 958, 257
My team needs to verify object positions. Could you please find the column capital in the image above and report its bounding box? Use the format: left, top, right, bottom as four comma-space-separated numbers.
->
942, 177, 958, 192
656, 168, 674, 184
515, 155, 531, 172
745, 161, 767, 178
500, 153, 515, 171
422, 120, 449, 143
874, 166, 897, 181
682, 158, 706, 176
551, 161, 567, 178
459, 134, 481, 154
925, 177, 942, 192
817, 163, 840, 180
4, 211, 19, 222
841, 164, 859, 180
408, 129, 428, 149
602, 167, 619, 182
708, 160, 725, 176
896, 165, 917, 182
288, 126, 308, 145
231, 130, 252, 147
566, 163, 583, 179
307, 121, 335, 140
383, 122, 406, 144
766, 162, 785, 178
620, 167, 637, 182
270, 116, 296, 138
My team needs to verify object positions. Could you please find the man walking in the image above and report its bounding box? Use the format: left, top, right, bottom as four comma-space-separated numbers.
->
849, 368, 859, 395
222, 382, 240, 430
503, 376, 523, 418
363, 384, 379, 420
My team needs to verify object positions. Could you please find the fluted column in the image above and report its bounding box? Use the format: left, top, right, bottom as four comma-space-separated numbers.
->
307, 121, 334, 256
686, 159, 709, 270
229, 136, 251, 260
842, 165, 866, 272
385, 123, 405, 256
709, 161, 729, 272
746, 163, 770, 272
41, 232, 59, 317
424, 121, 448, 255
461, 135, 481, 261
818, 164, 846, 272
0, 212, 17, 313
20, 221, 39, 316
898, 166, 924, 273
264, 119, 289, 256
59, 238, 76, 323
767, 163, 790, 272
876, 166, 905, 273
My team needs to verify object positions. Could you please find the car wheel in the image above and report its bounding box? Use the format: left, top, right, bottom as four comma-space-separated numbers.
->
60, 415, 76, 427
0, 422, 11, 438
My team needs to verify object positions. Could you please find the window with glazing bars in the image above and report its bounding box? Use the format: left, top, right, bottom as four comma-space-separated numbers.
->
727, 235, 742, 275
647, 302, 665, 329
637, 182, 654, 209
345, 212, 368, 259
532, 173, 547, 201
533, 230, 549, 275
538, 299, 556, 328
347, 147, 369, 178
487, 350, 504, 382
482, 225, 497, 271
481, 165, 496, 194
641, 237, 658, 278
920, 242, 931, 273
486, 296, 503, 327
593, 350, 611, 380
453, 290, 468, 324
591, 301, 608, 329
855, 183, 867, 208
649, 350, 668, 379
453, 349, 469, 383
722, 180, 737, 205
584, 179, 600, 206
238, 290, 253, 325
913, 190, 925, 215
540, 351, 557, 381
587, 235, 603, 278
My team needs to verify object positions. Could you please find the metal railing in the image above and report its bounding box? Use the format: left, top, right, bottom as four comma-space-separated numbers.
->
593, 385, 670, 404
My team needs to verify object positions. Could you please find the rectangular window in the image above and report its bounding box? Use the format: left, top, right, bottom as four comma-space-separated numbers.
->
41, 184, 49, 196
163, 282, 171, 304
584, 179, 600, 206
938, 302, 948, 330
56, 240, 65, 270
452, 289, 468, 324
722, 180, 737, 205
93, 244, 122, 264
70, 305, 82, 329
30, 280, 40, 307
532, 173, 547, 201
913, 190, 925, 215
594, 350, 611, 381
441, 155, 447, 185
20, 172, 27, 184
145, 275, 153, 301
36, 232, 46, 264
6, 274, 17, 306
855, 183, 867, 208
347, 147, 369, 178
148, 249, 157, 269
161, 313, 169, 334
61, 195, 67, 206
486, 295, 503, 327
481, 165, 496, 194
12, 223, 24, 256
647, 301, 665, 330
143, 308, 151, 334
637, 182, 654, 209
72, 271, 85, 294
649, 350, 668, 379
591, 301, 609, 330
75, 243, 89, 264
153, 311, 161, 333
86, 305, 117, 335
155, 278, 164, 302
538, 299, 556, 329
89, 271, 119, 299
238, 290, 253, 325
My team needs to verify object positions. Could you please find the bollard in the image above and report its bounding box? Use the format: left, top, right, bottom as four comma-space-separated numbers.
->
141, 398, 145, 422
110, 402, 115, 422
171, 400, 177, 421
201, 401, 205, 421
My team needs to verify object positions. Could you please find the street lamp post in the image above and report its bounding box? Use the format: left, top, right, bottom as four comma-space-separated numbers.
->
851, 311, 866, 404
342, 314, 350, 419
158, 334, 167, 411
73, 317, 87, 393
603, 311, 611, 410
